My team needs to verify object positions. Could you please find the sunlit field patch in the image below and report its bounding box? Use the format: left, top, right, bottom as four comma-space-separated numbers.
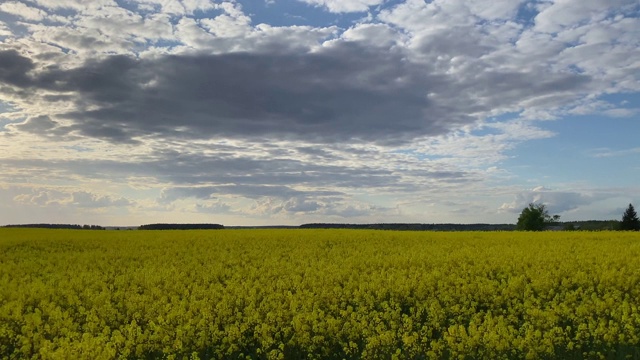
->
1, 229, 639, 359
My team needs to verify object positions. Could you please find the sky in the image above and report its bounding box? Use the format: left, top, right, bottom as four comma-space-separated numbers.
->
0, 0, 638, 226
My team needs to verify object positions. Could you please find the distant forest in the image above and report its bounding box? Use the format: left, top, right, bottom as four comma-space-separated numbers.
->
300, 221, 621, 231
299, 223, 516, 231
138, 223, 225, 230
3, 224, 105, 230
2, 220, 622, 231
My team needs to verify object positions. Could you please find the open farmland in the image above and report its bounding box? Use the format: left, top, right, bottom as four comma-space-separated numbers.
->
1, 229, 640, 359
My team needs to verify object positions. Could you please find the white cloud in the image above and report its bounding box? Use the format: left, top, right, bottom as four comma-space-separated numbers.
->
533, 0, 635, 34
27, 23, 138, 56
32, 0, 117, 11
14, 190, 53, 206
499, 186, 602, 214
73, 7, 175, 44
9, 187, 132, 209
174, 17, 216, 49
199, 3, 252, 38
71, 191, 131, 208
182, 0, 216, 14
590, 147, 640, 158
298, 0, 385, 13
341, 23, 404, 48
601, 108, 639, 118
0, 22, 12, 37
129, 0, 185, 15
0, 2, 48, 21
378, 0, 450, 33
465, 0, 526, 20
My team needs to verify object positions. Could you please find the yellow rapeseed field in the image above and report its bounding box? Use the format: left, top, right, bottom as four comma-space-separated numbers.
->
1, 228, 639, 359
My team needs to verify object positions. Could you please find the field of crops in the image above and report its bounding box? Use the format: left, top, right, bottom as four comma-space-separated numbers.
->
1, 229, 640, 359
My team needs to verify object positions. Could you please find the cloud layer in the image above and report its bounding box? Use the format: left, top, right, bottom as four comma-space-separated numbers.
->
0, 41, 595, 146
1, 0, 639, 225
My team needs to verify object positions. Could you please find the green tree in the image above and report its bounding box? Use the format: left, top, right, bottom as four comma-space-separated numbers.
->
516, 203, 559, 231
620, 203, 640, 231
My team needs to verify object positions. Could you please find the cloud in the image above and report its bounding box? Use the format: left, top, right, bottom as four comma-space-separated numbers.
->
499, 186, 604, 214
31, 0, 93, 11
465, 0, 526, 20
601, 108, 639, 118
159, 184, 341, 205
70, 6, 174, 44
0, 50, 35, 87
341, 23, 404, 47
322, 202, 381, 218
194, 200, 232, 214
10, 115, 59, 136
0, 23, 11, 37
1, 36, 595, 146
71, 191, 132, 208
199, 4, 252, 38
182, 0, 218, 14
282, 197, 321, 213
245, 194, 397, 220
533, 0, 637, 34
590, 147, 640, 158
125, 0, 218, 15
0, 2, 48, 21
0, 46, 444, 144
13, 190, 54, 206
2, 0, 633, 151
0, 141, 474, 194
298, 0, 385, 13
10, 187, 132, 209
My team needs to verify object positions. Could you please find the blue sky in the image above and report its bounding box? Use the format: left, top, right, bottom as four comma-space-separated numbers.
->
0, 0, 638, 226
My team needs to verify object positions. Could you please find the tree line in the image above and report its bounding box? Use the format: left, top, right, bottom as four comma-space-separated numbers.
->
138, 223, 224, 230
300, 223, 516, 231
3, 224, 105, 230
517, 203, 640, 231
3, 205, 638, 232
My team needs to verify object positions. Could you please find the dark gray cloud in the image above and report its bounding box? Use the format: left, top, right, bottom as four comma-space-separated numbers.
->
0, 40, 593, 145
0, 50, 35, 87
